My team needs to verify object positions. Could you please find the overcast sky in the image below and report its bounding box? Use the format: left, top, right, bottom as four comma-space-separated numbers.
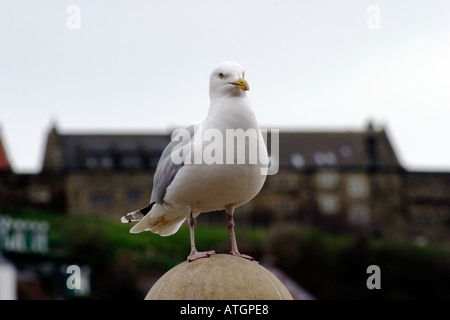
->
1, 0, 449, 172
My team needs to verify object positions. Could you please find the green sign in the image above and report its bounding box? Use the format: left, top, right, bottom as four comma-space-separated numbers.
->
0, 215, 49, 254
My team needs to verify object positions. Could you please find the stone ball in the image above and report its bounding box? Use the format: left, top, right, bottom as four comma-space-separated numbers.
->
145, 254, 293, 300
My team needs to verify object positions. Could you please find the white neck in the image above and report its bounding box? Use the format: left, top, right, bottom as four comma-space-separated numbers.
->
206, 95, 258, 131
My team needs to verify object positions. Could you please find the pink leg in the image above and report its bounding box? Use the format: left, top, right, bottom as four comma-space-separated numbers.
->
226, 206, 255, 261
187, 208, 216, 262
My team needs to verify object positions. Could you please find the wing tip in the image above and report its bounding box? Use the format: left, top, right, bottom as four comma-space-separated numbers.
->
121, 216, 131, 223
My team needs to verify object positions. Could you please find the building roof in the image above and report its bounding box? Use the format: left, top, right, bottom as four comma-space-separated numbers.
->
0, 134, 11, 172
273, 128, 401, 170
41, 123, 402, 173
42, 127, 171, 172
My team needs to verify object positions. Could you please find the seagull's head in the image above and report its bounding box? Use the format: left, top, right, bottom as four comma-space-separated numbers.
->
209, 61, 249, 99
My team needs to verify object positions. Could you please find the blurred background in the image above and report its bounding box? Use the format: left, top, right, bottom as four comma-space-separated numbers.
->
1, 0, 449, 299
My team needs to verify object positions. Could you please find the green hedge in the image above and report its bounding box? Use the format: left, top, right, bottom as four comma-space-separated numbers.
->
4, 209, 450, 299
266, 225, 450, 299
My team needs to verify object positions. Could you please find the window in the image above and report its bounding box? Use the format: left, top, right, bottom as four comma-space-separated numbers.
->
85, 154, 113, 170
86, 156, 98, 169
126, 189, 142, 202
313, 151, 337, 166
340, 145, 353, 158
27, 186, 51, 204
347, 175, 369, 199
273, 198, 298, 215
90, 193, 113, 204
278, 176, 291, 188
290, 153, 305, 169
273, 173, 298, 191
101, 156, 113, 169
316, 170, 339, 189
348, 204, 370, 225
317, 194, 340, 215
121, 156, 142, 169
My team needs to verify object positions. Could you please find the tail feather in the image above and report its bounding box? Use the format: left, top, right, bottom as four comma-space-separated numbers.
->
121, 203, 154, 223
129, 203, 187, 236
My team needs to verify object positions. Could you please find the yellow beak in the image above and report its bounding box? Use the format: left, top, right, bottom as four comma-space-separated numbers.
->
231, 78, 249, 91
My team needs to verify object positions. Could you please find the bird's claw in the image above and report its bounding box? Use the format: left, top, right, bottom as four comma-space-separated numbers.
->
187, 250, 216, 262
229, 251, 258, 263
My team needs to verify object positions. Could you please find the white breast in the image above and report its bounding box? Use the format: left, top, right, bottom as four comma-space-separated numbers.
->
163, 95, 268, 214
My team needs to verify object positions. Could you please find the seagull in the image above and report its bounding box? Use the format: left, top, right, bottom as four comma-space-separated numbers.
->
121, 61, 268, 262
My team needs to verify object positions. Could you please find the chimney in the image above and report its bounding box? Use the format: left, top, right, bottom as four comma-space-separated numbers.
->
365, 120, 377, 171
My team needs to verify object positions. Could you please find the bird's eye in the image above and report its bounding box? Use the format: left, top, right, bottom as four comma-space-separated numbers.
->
218, 73, 224, 79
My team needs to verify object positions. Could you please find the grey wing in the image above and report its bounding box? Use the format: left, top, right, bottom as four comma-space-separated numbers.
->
150, 125, 194, 204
